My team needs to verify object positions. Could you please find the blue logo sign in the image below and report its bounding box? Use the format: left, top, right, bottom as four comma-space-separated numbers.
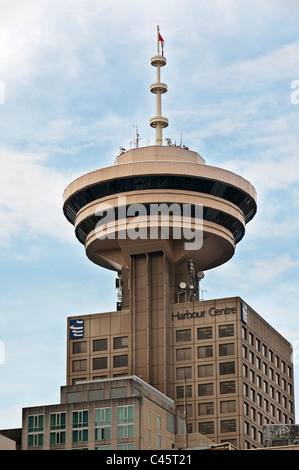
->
70, 319, 84, 338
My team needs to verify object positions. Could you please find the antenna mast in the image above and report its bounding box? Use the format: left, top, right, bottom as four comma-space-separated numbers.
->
150, 26, 168, 145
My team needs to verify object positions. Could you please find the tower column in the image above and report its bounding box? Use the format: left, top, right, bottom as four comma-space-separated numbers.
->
130, 252, 173, 397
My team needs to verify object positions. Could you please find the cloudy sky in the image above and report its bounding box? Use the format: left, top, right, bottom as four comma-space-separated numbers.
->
1, 0, 299, 429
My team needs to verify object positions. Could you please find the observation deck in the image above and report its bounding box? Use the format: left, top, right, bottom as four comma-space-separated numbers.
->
63, 145, 257, 273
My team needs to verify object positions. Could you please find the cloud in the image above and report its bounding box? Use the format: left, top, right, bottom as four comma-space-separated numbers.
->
0, 149, 74, 252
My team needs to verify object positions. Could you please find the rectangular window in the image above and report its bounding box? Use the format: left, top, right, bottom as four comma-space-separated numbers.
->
28, 414, 44, 448
198, 383, 213, 396
219, 362, 235, 375
176, 329, 191, 342
198, 402, 214, 416
176, 348, 191, 361
113, 336, 128, 349
198, 345, 213, 358
50, 431, 66, 445
219, 324, 234, 337
72, 359, 87, 372
50, 413, 66, 446
118, 443, 134, 450
220, 381, 235, 394
197, 327, 212, 340
95, 408, 111, 441
117, 406, 134, 439
221, 419, 236, 433
198, 364, 213, 378
93, 357, 107, 370
50, 412, 66, 430
72, 410, 88, 443
198, 421, 214, 434
73, 341, 87, 354
157, 415, 161, 430
219, 343, 235, 356
220, 400, 236, 413
176, 385, 192, 399
113, 355, 128, 368
176, 366, 192, 379
93, 339, 107, 352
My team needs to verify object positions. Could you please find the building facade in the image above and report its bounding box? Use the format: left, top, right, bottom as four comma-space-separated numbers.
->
21, 375, 217, 450
67, 296, 295, 449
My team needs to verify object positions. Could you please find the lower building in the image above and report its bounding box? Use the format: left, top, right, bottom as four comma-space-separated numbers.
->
21, 375, 214, 450
263, 424, 299, 448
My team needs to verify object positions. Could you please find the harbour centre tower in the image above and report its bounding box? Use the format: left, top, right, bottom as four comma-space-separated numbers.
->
18, 29, 295, 450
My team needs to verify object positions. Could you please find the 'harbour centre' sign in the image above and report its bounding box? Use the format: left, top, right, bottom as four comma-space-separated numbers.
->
172, 306, 237, 321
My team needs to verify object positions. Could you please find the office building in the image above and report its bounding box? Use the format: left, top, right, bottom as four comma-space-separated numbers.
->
67, 296, 295, 449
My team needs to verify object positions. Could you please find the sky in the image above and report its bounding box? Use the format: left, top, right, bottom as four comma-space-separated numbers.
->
1, 0, 299, 430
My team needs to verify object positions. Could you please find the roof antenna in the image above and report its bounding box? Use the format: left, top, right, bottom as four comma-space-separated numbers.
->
133, 124, 141, 148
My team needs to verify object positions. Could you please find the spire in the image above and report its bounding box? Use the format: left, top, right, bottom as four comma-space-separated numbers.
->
150, 26, 168, 145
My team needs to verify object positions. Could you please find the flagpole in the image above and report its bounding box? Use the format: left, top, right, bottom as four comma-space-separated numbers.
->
157, 25, 160, 55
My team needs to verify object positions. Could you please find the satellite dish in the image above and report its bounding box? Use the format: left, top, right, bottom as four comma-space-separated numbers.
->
197, 271, 205, 279
179, 281, 187, 289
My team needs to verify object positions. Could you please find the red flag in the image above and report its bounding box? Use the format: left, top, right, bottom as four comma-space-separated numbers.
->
159, 33, 164, 56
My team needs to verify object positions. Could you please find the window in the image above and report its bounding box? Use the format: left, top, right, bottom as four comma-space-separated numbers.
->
72, 359, 87, 372
95, 408, 111, 441
219, 343, 234, 356
220, 381, 235, 394
220, 400, 236, 414
177, 385, 192, 399
73, 410, 88, 443
157, 434, 161, 448
198, 364, 213, 378
93, 339, 107, 351
221, 419, 236, 433
198, 421, 214, 434
73, 341, 87, 354
198, 345, 213, 358
93, 357, 107, 370
176, 366, 192, 379
117, 406, 134, 439
198, 402, 214, 416
219, 324, 234, 337
114, 336, 128, 349
118, 443, 134, 450
198, 383, 213, 396
50, 412, 66, 445
197, 327, 212, 339
176, 348, 191, 361
113, 355, 128, 368
28, 414, 44, 447
157, 415, 161, 430
219, 362, 235, 375
176, 329, 191, 342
